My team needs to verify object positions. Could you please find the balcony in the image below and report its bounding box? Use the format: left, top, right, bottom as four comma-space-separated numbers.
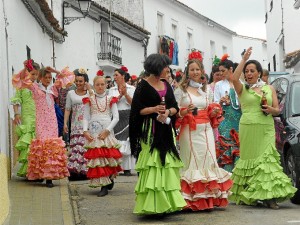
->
97, 32, 122, 68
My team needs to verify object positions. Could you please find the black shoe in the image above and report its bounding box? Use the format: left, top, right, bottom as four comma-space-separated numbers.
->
123, 170, 132, 176
97, 186, 108, 197
107, 179, 114, 190
46, 180, 54, 188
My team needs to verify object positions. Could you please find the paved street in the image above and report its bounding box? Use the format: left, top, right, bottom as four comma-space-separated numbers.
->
69, 174, 300, 225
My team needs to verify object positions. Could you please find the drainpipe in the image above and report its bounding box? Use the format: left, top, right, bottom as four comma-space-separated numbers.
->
142, 37, 149, 61
51, 0, 56, 67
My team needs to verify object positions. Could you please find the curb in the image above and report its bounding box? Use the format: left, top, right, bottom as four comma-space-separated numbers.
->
60, 178, 75, 225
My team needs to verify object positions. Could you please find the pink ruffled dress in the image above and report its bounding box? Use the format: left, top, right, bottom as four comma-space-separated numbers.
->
12, 70, 70, 180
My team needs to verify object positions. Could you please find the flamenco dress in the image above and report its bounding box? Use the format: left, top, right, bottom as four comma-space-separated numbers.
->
82, 93, 122, 188
229, 85, 296, 205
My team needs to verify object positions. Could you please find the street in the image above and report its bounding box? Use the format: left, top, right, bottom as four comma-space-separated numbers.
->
69, 175, 300, 225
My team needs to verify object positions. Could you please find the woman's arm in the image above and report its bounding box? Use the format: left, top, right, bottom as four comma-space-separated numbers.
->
233, 47, 252, 95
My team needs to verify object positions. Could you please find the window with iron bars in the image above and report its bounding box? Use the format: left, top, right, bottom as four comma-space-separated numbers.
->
97, 32, 122, 65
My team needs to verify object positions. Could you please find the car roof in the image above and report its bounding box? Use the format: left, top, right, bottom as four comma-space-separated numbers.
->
270, 74, 300, 84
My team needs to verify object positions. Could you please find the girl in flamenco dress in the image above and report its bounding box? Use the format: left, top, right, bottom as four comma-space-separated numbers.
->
12, 66, 70, 187
11, 59, 40, 177
82, 75, 122, 197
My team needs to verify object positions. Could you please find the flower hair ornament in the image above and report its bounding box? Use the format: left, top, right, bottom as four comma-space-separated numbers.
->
78, 67, 87, 75
120, 66, 128, 73
175, 71, 182, 77
188, 50, 203, 61
131, 75, 137, 80
25, 59, 34, 71
96, 70, 104, 76
221, 53, 229, 62
213, 55, 220, 66
56, 66, 75, 89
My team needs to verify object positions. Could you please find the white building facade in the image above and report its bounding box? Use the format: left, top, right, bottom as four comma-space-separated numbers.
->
264, 0, 300, 73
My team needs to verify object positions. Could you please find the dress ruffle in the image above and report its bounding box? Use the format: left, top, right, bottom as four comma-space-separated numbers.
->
84, 145, 122, 188
134, 145, 186, 214
229, 142, 297, 205
180, 164, 232, 211
26, 137, 70, 180
68, 134, 88, 174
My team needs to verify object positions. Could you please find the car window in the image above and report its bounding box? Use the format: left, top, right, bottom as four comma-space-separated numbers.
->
272, 78, 288, 112
290, 81, 300, 115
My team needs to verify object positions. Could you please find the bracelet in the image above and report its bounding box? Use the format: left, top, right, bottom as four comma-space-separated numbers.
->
167, 109, 172, 116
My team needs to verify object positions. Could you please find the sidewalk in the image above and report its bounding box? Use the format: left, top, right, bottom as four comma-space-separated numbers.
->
4, 175, 74, 225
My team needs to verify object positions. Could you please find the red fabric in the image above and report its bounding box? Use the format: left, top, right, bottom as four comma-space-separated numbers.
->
82, 97, 90, 105
185, 198, 229, 211
87, 166, 122, 178
169, 41, 174, 59
230, 129, 240, 146
181, 179, 233, 195
84, 147, 122, 159
110, 97, 119, 108
207, 103, 224, 128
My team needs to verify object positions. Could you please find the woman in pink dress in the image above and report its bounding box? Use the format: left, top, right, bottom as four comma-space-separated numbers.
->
12, 66, 70, 188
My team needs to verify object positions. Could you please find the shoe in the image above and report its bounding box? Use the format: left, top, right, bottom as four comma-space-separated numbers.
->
123, 170, 132, 176
46, 180, 54, 188
107, 179, 114, 190
97, 186, 108, 197
264, 199, 279, 209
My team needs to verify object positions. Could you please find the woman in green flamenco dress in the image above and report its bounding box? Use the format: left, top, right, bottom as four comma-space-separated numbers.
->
230, 47, 296, 209
10, 60, 39, 177
129, 53, 186, 215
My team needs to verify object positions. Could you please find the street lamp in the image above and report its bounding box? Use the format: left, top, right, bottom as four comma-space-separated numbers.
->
63, 0, 92, 28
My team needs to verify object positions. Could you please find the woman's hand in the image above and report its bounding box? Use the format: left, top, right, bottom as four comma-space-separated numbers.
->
242, 47, 252, 61
63, 124, 68, 133
98, 129, 110, 140
118, 85, 127, 97
157, 114, 168, 124
187, 104, 195, 113
83, 131, 94, 142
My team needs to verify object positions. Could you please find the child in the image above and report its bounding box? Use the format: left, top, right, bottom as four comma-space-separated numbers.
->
11, 59, 39, 177
82, 75, 122, 197
12, 66, 70, 187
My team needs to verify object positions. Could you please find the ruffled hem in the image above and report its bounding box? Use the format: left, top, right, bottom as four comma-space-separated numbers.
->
84, 147, 122, 159
230, 143, 297, 205
87, 166, 122, 179
89, 177, 112, 188
17, 163, 28, 177
67, 161, 88, 174
184, 198, 229, 211
134, 146, 186, 214
26, 137, 70, 180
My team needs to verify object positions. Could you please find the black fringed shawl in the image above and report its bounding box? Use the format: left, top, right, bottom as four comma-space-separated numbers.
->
129, 79, 180, 166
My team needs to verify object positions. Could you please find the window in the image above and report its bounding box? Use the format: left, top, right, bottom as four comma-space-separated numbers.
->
187, 31, 193, 52
171, 20, 178, 41
26, 45, 31, 60
210, 40, 216, 60
273, 54, 276, 71
270, 0, 273, 12
222, 46, 227, 54
157, 12, 164, 35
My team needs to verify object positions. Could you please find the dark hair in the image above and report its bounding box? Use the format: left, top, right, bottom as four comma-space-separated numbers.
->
105, 75, 111, 79
219, 59, 234, 70
144, 53, 171, 77
169, 67, 175, 81
73, 69, 89, 82
209, 65, 219, 83
39, 67, 51, 78
261, 69, 269, 78
243, 60, 263, 76
32, 62, 40, 71
114, 68, 126, 76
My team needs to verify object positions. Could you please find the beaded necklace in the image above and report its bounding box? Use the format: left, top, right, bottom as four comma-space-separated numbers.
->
229, 89, 240, 110
95, 94, 107, 112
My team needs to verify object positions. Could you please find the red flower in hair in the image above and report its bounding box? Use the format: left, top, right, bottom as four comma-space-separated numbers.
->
175, 71, 181, 77
221, 54, 229, 62
25, 59, 34, 71
110, 97, 119, 107
82, 97, 91, 105
120, 66, 128, 72
97, 70, 104, 76
188, 51, 203, 61
131, 75, 137, 80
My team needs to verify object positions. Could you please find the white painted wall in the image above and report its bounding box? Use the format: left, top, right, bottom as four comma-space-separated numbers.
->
143, 0, 236, 75
233, 36, 268, 69
265, 0, 300, 72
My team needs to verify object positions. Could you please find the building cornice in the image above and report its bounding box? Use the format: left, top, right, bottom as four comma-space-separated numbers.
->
22, 0, 67, 43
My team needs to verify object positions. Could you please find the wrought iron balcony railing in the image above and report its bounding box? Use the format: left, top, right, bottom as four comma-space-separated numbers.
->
97, 32, 122, 65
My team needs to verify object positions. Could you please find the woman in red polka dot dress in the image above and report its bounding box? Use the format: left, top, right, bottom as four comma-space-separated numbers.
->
12, 66, 70, 188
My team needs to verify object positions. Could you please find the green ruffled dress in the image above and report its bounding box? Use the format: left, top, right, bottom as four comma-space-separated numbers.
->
229, 85, 296, 205
134, 121, 186, 214
11, 89, 36, 177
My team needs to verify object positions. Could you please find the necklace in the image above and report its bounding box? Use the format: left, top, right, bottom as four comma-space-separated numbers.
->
228, 89, 240, 110
95, 94, 107, 112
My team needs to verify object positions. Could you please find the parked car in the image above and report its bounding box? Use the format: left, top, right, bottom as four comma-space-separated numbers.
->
271, 74, 300, 204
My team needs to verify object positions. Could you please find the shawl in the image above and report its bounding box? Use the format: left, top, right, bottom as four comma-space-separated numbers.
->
129, 79, 180, 165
